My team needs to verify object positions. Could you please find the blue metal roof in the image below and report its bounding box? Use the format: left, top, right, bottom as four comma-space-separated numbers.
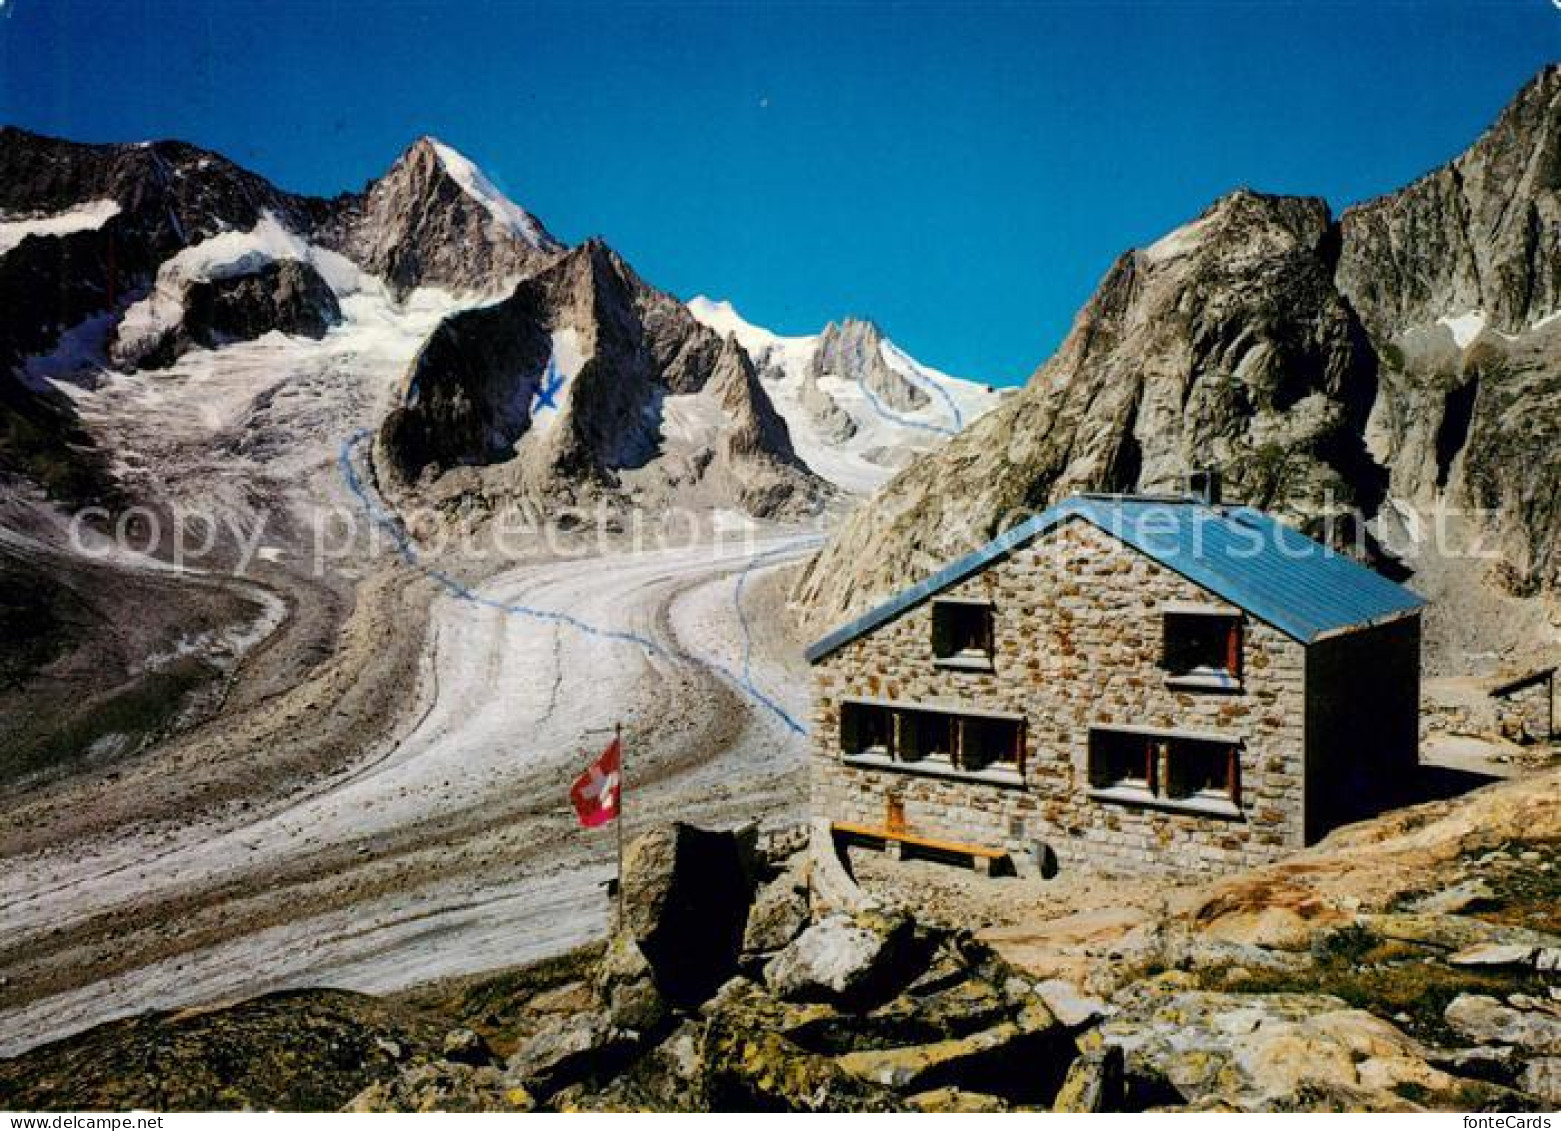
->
805, 495, 1426, 662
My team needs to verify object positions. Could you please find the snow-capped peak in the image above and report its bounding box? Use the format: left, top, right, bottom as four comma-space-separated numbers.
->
687, 295, 814, 360
687, 295, 1003, 496
424, 137, 559, 253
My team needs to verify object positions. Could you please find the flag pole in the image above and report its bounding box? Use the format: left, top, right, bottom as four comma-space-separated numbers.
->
614, 720, 625, 932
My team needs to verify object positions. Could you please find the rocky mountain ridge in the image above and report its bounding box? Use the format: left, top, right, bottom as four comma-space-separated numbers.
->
687, 297, 1005, 496
797, 65, 1561, 645
376, 239, 825, 518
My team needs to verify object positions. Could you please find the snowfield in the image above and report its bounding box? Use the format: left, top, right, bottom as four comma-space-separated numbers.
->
428, 138, 561, 253
0, 199, 120, 255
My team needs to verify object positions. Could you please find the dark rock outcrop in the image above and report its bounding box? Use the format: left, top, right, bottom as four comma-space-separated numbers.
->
809, 318, 929, 412
375, 240, 824, 518
617, 821, 758, 1009
113, 258, 342, 371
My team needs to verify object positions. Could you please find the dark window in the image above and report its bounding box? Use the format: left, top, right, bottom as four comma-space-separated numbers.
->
899, 708, 956, 763
838, 699, 1023, 775
932, 600, 994, 662
841, 701, 892, 756
1163, 737, 1238, 801
1089, 728, 1240, 807
959, 714, 1024, 772
1162, 612, 1241, 678
1088, 729, 1156, 792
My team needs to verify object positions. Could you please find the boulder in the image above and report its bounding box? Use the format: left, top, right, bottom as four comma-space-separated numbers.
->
505, 1012, 637, 1099
620, 822, 757, 1007
1520, 1058, 1561, 1105
807, 819, 879, 917
344, 1062, 534, 1113
792, 975, 1017, 1055
699, 1027, 901, 1112
440, 1027, 498, 1067
1099, 988, 1468, 1111
1444, 995, 1561, 1055
1034, 977, 1111, 1030
764, 911, 914, 1006
1052, 1046, 1125, 1113
1448, 943, 1538, 968
743, 857, 811, 955
905, 1087, 1010, 1112
594, 932, 669, 1035
835, 1002, 1070, 1104
1357, 913, 1561, 955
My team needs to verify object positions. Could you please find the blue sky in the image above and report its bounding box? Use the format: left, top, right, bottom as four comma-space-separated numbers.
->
2, 1, 1557, 384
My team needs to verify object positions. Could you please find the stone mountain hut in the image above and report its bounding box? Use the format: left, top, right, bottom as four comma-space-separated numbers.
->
805, 485, 1426, 877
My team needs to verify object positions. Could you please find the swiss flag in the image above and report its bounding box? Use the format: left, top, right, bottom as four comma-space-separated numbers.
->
570, 738, 621, 828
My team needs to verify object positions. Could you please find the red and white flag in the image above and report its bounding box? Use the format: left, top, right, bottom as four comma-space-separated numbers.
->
570, 738, 621, 828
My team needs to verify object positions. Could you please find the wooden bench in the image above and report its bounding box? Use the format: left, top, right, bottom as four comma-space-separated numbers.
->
832, 820, 1010, 876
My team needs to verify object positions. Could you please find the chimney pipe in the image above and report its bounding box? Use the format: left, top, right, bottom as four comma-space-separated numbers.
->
1187, 468, 1221, 506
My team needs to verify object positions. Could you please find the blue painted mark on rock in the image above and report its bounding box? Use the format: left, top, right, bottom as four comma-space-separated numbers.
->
337, 429, 815, 734
532, 357, 566, 414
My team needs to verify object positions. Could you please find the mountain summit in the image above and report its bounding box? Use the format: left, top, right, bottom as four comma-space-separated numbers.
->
325, 136, 564, 300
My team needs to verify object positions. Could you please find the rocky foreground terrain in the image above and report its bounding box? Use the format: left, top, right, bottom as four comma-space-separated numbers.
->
4, 769, 1557, 1113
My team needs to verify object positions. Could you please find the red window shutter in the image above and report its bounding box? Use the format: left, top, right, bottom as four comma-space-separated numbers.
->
1225, 620, 1241, 674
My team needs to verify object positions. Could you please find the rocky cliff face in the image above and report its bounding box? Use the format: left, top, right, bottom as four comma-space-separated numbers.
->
795, 190, 1385, 621
377, 240, 824, 518
1338, 66, 1561, 596
809, 319, 929, 413
798, 66, 1561, 631
321, 137, 563, 300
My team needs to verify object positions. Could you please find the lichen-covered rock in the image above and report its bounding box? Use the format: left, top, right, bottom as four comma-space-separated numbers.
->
594, 932, 670, 1035
698, 1027, 902, 1112
505, 1011, 637, 1099
344, 1062, 534, 1113
764, 911, 914, 1005
440, 1027, 498, 1067
1034, 977, 1111, 1030
905, 1086, 1011, 1112
743, 857, 811, 955
1443, 995, 1561, 1055
1520, 1058, 1561, 1105
1052, 1046, 1125, 1113
1099, 988, 1476, 1111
